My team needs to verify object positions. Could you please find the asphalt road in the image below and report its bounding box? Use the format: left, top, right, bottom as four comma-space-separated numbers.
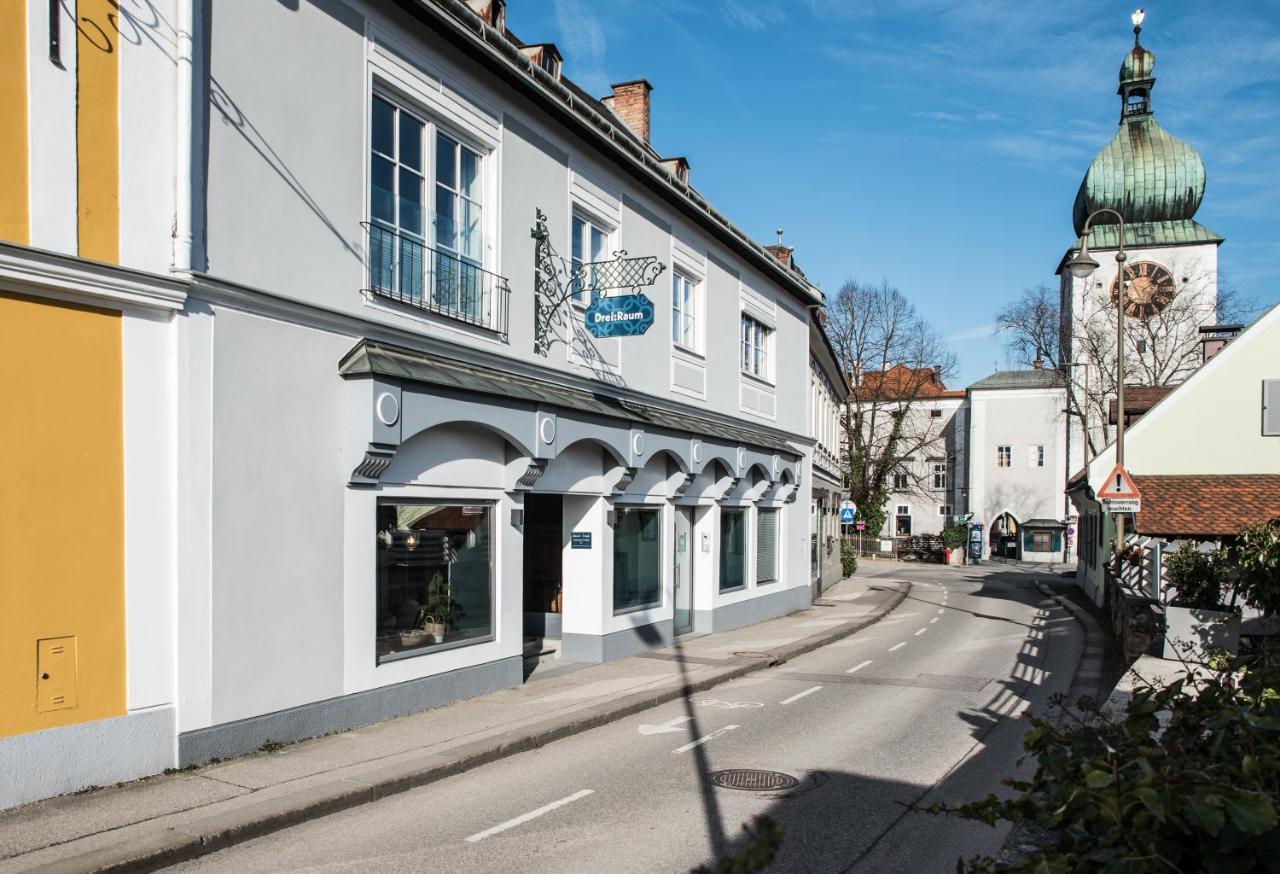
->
173, 562, 1081, 873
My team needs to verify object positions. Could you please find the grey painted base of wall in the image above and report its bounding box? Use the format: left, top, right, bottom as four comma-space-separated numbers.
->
562, 620, 673, 663
695, 585, 813, 635
0, 707, 176, 811
523, 611, 563, 639
178, 656, 523, 767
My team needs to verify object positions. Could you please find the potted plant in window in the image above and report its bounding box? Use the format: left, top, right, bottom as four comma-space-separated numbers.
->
416, 571, 465, 646
1162, 541, 1240, 660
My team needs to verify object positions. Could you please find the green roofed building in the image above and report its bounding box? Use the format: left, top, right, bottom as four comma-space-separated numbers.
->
1057, 10, 1223, 485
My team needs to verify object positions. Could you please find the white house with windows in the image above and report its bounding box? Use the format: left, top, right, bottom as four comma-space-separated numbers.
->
0, 0, 830, 805
853, 367, 1070, 562
172, 0, 824, 767
965, 369, 1071, 563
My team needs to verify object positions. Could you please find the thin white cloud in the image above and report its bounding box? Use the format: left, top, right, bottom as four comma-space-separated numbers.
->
946, 323, 997, 343
721, 1, 785, 31
552, 0, 610, 95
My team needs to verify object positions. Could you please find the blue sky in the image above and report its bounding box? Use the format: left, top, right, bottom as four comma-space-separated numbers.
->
506, 1, 1280, 386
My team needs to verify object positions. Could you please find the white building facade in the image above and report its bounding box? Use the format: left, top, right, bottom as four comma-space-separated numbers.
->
808, 318, 849, 593
0, 0, 828, 804
855, 369, 1069, 563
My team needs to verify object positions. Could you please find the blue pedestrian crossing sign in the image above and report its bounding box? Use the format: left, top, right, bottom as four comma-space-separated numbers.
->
839, 501, 857, 525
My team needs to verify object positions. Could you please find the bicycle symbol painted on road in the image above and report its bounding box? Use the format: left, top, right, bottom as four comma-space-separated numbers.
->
691, 698, 764, 710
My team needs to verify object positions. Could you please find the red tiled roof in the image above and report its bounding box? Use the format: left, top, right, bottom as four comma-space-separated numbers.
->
854, 365, 963, 401
1130, 475, 1280, 537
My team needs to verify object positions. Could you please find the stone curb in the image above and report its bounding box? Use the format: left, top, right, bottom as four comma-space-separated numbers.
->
30, 582, 911, 874
1034, 582, 1106, 706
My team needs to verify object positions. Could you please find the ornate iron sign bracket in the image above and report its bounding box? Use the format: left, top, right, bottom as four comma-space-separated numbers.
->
532, 209, 666, 356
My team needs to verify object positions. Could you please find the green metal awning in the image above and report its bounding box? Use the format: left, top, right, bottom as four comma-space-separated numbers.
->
340, 340, 800, 456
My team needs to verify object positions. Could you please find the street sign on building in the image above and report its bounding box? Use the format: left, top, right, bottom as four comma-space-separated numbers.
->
1097, 463, 1142, 514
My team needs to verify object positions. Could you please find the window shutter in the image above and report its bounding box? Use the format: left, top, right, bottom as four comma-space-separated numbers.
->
756, 509, 778, 583
1265, 380, 1280, 437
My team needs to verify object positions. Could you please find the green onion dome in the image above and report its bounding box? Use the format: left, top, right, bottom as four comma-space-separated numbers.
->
1071, 21, 1206, 237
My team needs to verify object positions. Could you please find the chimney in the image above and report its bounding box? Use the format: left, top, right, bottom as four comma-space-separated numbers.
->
661, 156, 689, 185
1033, 358, 1043, 369
603, 79, 652, 143
465, 0, 505, 30
762, 244, 793, 270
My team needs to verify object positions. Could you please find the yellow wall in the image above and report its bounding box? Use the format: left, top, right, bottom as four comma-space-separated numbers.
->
0, 0, 29, 244
78, 0, 120, 263
0, 293, 126, 737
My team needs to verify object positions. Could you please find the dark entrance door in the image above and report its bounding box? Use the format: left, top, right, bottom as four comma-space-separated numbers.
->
522, 494, 563, 639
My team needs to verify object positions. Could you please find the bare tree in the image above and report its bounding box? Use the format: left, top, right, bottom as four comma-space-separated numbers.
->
825, 279, 958, 534
994, 270, 1260, 459
995, 283, 1062, 370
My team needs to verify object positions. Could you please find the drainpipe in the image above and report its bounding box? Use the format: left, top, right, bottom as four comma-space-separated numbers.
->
173, 0, 198, 272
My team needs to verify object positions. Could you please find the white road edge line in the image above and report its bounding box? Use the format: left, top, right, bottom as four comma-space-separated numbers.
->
888, 642, 907, 652
673, 725, 739, 753
914, 628, 927, 636
465, 789, 595, 843
780, 685, 822, 705
847, 660, 873, 674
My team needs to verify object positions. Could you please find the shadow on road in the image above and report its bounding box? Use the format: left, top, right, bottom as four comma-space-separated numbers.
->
689, 574, 1079, 872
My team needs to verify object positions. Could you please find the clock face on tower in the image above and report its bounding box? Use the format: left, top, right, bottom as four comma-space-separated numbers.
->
1111, 260, 1177, 319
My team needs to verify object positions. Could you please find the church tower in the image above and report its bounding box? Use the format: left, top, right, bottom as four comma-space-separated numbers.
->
1058, 10, 1222, 468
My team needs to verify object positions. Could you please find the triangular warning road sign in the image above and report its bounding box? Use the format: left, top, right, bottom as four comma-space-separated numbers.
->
1097, 464, 1141, 499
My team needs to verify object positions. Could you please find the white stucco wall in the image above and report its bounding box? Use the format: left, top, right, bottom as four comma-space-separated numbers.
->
968, 386, 1069, 542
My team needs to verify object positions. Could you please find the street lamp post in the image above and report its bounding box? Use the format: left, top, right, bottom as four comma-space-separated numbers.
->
1061, 359, 1090, 564
1064, 207, 1129, 571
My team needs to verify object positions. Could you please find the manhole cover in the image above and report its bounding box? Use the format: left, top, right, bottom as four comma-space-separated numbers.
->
708, 769, 799, 792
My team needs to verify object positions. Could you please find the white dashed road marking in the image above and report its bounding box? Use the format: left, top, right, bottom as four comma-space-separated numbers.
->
465, 790, 595, 843
673, 725, 739, 754
914, 628, 927, 636
780, 686, 822, 705
846, 660, 873, 674
888, 642, 907, 652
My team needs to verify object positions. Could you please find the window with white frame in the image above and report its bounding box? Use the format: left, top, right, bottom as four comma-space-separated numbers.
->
570, 213, 610, 305
893, 469, 909, 490
369, 93, 489, 325
671, 271, 700, 352
996, 445, 1012, 468
931, 461, 947, 491
1028, 444, 1045, 467
740, 314, 772, 380
938, 504, 952, 517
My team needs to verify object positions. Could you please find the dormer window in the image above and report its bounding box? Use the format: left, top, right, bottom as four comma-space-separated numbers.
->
519, 44, 563, 81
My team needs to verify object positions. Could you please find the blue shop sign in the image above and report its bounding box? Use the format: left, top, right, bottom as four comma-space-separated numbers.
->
584, 293, 654, 339
571, 531, 593, 549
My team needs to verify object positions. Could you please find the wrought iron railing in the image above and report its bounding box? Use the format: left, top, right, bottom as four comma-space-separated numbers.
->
364, 222, 510, 338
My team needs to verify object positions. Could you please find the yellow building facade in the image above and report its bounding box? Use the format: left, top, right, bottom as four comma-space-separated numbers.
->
0, 0, 187, 808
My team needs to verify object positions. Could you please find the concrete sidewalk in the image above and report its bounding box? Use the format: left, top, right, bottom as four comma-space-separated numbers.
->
0, 572, 909, 873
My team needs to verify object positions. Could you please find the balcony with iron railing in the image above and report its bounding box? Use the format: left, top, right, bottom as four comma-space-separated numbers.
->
363, 221, 510, 339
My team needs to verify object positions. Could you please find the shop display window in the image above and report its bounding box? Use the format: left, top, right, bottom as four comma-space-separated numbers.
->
614, 506, 661, 612
720, 508, 746, 592
376, 501, 493, 663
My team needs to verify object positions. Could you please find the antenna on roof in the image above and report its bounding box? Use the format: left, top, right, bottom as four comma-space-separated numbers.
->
775, 228, 784, 246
